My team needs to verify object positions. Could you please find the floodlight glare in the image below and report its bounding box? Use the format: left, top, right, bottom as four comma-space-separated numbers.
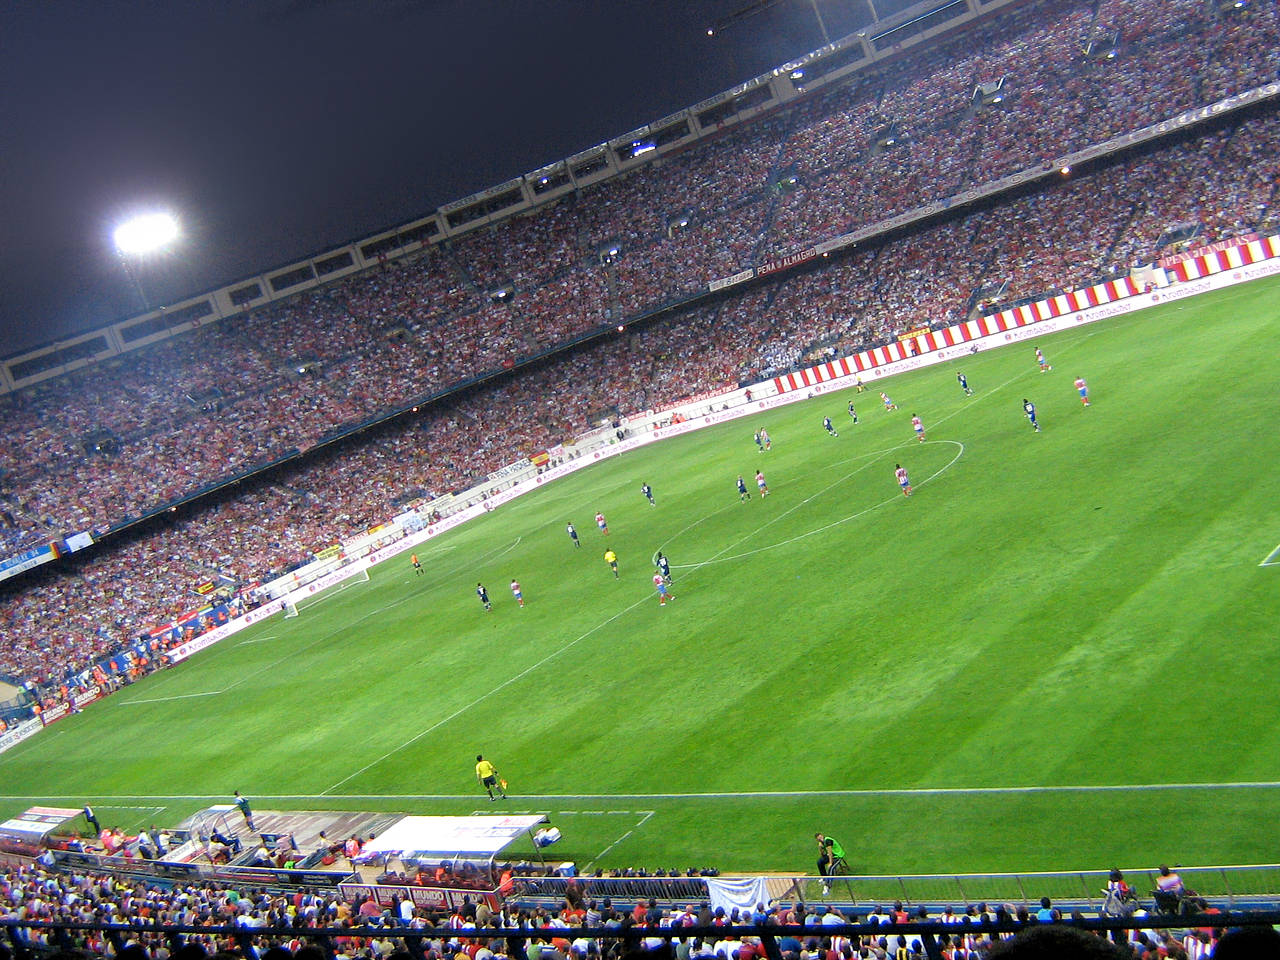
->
114, 212, 179, 255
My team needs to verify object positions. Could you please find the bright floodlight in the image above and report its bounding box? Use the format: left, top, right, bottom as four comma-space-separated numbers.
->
114, 212, 179, 255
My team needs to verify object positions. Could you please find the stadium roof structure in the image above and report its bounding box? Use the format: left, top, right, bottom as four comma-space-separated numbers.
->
358, 814, 550, 865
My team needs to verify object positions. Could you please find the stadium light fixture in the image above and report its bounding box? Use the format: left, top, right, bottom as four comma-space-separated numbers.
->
113, 212, 180, 255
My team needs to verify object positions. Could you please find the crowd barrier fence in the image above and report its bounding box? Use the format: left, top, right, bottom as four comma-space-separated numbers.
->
513, 864, 1280, 913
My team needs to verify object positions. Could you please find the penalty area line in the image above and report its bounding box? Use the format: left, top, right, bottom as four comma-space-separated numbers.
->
98, 804, 169, 813
118, 690, 225, 705
115, 540, 525, 708
586, 811, 655, 872
320, 580, 659, 796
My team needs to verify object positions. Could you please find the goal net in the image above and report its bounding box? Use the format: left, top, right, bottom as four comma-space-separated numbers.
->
282, 565, 371, 617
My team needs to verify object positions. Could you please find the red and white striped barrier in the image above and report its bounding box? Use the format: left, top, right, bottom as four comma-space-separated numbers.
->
772, 236, 1277, 397
1165, 235, 1280, 282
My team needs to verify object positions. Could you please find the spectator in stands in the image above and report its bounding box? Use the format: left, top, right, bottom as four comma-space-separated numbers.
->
989, 924, 1130, 957
1156, 864, 1185, 896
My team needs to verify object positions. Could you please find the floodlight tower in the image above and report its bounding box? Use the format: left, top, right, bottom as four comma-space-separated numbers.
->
113, 212, 179, 311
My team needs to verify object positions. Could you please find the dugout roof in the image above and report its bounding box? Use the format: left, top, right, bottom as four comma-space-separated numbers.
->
0, 806, 82, 844
359, 814, 548, 861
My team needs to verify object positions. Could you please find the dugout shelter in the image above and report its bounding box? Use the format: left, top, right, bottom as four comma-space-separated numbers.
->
0, 806, 85, 860
345, 814, 556, 909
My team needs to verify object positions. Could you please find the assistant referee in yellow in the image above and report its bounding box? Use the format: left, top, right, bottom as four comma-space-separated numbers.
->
475, 754, 507, 801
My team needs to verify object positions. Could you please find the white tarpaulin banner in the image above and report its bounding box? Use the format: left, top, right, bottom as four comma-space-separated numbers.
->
359, 814, 548, 859
706, 876, 771, 915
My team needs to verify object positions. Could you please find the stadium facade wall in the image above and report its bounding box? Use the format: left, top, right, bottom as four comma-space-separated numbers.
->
3, 236, 1279, 756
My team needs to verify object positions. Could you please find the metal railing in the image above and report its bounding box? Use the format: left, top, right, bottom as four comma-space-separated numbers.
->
777, 864, 1280, 911
513, 875, 712, 902
514, 865, 1280, 914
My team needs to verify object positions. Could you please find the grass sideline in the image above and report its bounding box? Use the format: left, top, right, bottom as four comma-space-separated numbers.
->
3, 276, 1279, 876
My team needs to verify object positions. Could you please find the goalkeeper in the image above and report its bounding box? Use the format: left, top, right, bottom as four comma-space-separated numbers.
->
815, 832, 847, 893
475, 754, 507, 801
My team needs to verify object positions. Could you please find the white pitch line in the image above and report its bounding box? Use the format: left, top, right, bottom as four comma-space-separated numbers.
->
1259, 543, 1280, 567
322, 469, 873, 794
321, 585, 661, 795
588, 810, 655, 870
236, 634, 280, 646
117, 538, 525, 709
10, 781, 1280, 801
662, 321, 1105, 573
674, 441, 964, 569
98, 805, 169, 812
119, 690, 225, 705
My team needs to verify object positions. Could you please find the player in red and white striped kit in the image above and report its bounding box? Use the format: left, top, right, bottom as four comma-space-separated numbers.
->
911, 414, 925, 442
895, 464, 912, 497
1074, 377, 1090, 406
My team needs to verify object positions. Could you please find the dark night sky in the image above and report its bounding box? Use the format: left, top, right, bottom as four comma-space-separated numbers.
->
0, 0, 917, 358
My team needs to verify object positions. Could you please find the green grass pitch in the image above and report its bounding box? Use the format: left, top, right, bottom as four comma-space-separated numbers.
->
4, 276, 1280, 878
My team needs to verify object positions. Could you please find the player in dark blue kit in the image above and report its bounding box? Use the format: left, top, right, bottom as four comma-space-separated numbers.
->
957, 372, 973, 396
656, 552, 672, 583
1023, 399, 1040, 432
847, 401, 859, 423
566, 522, 580, 547
641, 482, 655, 506
823, 416, 839, 438
476, 583, 492, 610
737, 475, 751, 502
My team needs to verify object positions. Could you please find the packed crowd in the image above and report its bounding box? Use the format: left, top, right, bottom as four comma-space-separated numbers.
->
0, 861, 1273, 959
2, 0, 1277, 554
0, 0, 1278, 693
1, 103, 1278, 694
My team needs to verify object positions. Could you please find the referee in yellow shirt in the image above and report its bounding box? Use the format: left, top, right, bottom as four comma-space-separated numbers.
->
604, 549, 619, 579
476, 755, 506, 801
